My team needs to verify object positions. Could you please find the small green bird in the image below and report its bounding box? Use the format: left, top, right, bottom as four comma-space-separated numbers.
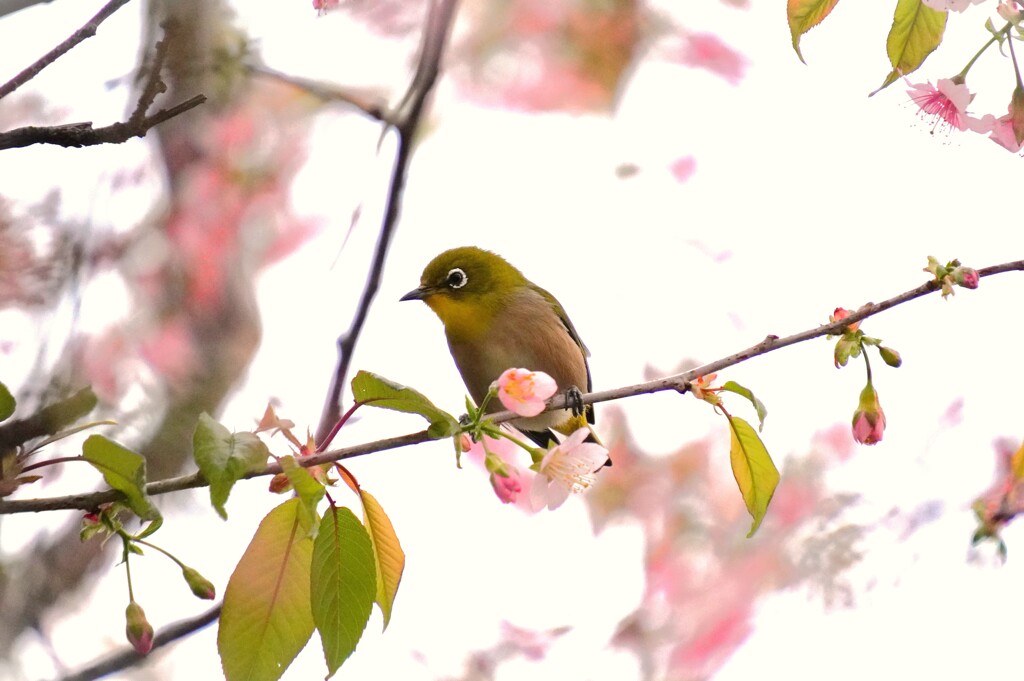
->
400, 246, 603, 454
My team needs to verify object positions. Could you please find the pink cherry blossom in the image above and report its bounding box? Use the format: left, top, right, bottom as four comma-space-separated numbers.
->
907, 78, 976, 132
530, 428, 608, 510
921, 0, 986, 11
496, 368, 557, 417
998, 0, 1024, 21
965, 111, 1024, 152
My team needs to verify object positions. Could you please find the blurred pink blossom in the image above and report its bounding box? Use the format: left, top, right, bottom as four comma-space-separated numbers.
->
680, 33, 747, 85
670, 155, 697, 183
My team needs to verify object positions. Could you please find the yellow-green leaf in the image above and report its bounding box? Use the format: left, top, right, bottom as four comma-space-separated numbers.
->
720, 381, 768, 432
874, 0, 946, 94
219, 498, 315, 681
787, 0, 841, 63
193, 413, 270, 520
82, 435, 161, 521
360, 489, 405, 629
311, 506, 376, 678
351, 371, 459, 438
280, 455, 325, 535
727, 415, 779, 538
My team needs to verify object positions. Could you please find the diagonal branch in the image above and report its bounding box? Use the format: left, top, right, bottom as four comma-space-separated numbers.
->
0, 95, 207, 150
314, 0, 461, 445
58, 604, 222, 681
0, 0, 134, 101
2, 258, 1020, 516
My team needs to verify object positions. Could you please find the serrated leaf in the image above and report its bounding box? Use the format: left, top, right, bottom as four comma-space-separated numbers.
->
360, 489, 405, 629
351, 371, 459, 438
720, 381, 768, 432
726, 416, 779, 538
219, 498, 315, 681
82, 435, 161, 521
312, 506, 376, 678
0, 381, 14, 422
787, 0, 841, 63
874, 0, 946, 94
193, 413, 270, 520
280, 455, 325, 535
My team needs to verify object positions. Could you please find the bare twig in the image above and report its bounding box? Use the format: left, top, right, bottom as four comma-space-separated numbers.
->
0, 0, 57, 21
3, 259, 1020, 516
0, 0, 134, 101
128, 31, 173, 125
315, 0, 461, 444
0, 94, 207, 150
247, 63, 390, 123
58, 604, 222, 681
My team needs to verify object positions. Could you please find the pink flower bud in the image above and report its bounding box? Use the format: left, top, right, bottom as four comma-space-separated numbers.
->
953, 266, 979, 289
851, 383, 886, 445
489, 470, 523, 504
182, 566, 216, 600
830, 307, 860, 332
125, 601, 154, 655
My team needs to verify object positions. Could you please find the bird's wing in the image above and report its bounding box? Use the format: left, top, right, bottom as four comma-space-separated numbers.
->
532, 284, 595, 405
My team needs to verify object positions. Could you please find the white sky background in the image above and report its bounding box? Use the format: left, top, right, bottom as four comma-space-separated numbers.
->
2, 0, 1024, 680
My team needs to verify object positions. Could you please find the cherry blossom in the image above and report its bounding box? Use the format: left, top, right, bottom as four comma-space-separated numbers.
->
530, 428, 608, 510
495, 368, 557, 417
906, 78, 977, 132
920, 0, 986, 11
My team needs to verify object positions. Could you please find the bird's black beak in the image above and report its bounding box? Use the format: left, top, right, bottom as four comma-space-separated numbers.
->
400, 285, 430, 302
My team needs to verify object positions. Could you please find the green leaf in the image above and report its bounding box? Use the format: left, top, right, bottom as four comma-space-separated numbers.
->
360, 489, 405, 629
312, 506, 376, 678
787, 0, 841, 63
351, 371, 459, 438
193, 413, 270, 519
726, 416, 779, 538
0, 381, 14, 422
82, 435, 161, 521
219, 498, 315, 681
134, 517, 164, 540
873, 0, 946, 94
720, 381, 768, 432
280, 455, 325, 534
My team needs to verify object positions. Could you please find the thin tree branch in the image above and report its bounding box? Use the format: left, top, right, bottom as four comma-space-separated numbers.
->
0, 95, 207, 150
0, 0, 134, 101
314, 0, 461, 444
0, 0, 57, 21
247, 63, 391, 123
58, 604, 222, 681
2, 259, 1020, 516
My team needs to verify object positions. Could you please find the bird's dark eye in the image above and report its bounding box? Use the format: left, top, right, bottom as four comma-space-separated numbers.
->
446, 267, 468, 289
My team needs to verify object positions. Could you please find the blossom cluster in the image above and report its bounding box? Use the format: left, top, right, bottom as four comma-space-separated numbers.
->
473, 368, 608, 510
906, 1, 1024, 153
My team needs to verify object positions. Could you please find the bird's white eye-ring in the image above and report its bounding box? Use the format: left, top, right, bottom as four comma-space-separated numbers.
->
446, 267, 468, 289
